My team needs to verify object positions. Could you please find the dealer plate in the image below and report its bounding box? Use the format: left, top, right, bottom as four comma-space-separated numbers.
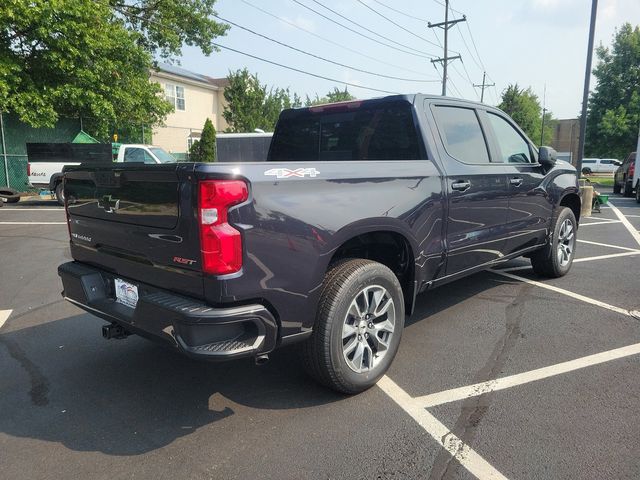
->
114, 278, 139, 309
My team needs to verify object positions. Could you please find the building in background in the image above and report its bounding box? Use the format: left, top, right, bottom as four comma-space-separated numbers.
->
150, 63, 229, 160
552, 118, 579, 164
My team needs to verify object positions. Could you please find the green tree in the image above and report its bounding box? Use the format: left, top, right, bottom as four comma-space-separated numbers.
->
0, 0, 228, 138
585, 23, 640, 158
223, 68, 301, 132
306, 87, 356, 106
498, 84, 555, 145
190, 118, 216, 162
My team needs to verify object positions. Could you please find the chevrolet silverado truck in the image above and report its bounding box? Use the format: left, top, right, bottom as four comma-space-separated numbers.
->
58, 95, 581, 393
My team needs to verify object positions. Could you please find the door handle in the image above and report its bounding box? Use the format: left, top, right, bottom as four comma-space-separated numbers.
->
451, 180, 471, 192
510, 177, 523, 187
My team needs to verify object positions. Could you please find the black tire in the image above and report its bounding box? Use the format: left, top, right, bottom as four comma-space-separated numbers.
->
530, 207, 577, 278
622, 179, 633, 197
636, 182, 640, 204
582, 167, 592, 175
0, 187, 19, 203
301, 259, 405, 394
613, 180, 621, 194
55, 182, 65, 206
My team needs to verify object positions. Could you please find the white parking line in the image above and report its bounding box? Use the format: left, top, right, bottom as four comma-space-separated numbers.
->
492, 270, 631, 316
580, 217, 619, 224
0, 309, 11, 330
0, 222, 66, 225
578, 220, 622, 227
574, 251, 640, 263
576, 239, 640, 251
0, 208, 63, 211
414, 342, 640, 408
609, 201, 640, 247
378, 376, 508, 480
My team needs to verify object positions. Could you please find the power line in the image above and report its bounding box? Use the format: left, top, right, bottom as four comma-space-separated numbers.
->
370, 0, 430, 22
354, 0, 444, 50
307, 0, 438, 55
214, 14, 439, 83
473, 71, 495, 103
290, 0, 435, 59
457, 60, 480, 100
239, 0, 430, 77
212, 43, 401, 95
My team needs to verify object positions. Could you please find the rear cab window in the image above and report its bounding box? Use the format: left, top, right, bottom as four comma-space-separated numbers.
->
268, 100, 423, 161
431, 105, 491, 164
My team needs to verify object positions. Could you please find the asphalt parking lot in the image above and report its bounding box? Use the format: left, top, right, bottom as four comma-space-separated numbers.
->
1, 195, 639, 480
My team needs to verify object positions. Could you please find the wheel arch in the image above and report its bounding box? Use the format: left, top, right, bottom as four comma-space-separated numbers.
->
323, 221, 418, 315
559, 192, 581, 224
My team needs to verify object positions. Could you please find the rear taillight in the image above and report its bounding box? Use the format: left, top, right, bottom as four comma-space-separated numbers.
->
198, 180, 248, 275
629, 163, 635, 178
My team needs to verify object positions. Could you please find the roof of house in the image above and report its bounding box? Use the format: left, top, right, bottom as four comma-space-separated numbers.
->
155, 62, 228, 88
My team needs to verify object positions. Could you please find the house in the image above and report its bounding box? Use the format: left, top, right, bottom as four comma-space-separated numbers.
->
551, 118, 580, 165
150, 63, 229, 159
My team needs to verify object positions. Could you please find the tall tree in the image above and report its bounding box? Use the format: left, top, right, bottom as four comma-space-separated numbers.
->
0, 0, 228, 138
585, 23, 640, 158
222, 68, 301, 132
306, 87, 356, 106
498, 84, 555, 145
190, 118, 217, 162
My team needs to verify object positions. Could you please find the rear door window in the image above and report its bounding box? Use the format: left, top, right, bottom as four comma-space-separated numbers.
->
268, 101, 421, 161
431, 105, 490, 164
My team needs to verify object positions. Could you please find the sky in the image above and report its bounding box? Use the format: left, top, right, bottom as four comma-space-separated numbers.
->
176, 0, 640, 119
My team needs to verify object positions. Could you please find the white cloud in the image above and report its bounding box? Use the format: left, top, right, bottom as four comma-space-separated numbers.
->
281, 15, 316, 32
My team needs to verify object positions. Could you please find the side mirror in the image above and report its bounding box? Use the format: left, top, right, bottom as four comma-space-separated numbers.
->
539, 146, 557, 168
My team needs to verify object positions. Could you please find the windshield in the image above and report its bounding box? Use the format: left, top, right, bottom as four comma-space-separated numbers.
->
149, 147, 177, 163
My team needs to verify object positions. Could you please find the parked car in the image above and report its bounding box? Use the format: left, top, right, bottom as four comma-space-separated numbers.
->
613, 151, 637, 197
581, 158, 621, 174
58, 95, 581, 394
28, 143, 176, 205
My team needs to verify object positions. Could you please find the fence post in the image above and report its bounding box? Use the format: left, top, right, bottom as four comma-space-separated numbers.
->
0, 112, 9, 188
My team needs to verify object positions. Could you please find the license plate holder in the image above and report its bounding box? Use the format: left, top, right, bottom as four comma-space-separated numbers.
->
114, 278, 139, 309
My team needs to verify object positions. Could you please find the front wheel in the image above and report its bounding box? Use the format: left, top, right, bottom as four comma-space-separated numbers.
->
530, 207, 577, 278
623, 180, 633, 197
55, 182, 65, 206
301, 259, 405, 394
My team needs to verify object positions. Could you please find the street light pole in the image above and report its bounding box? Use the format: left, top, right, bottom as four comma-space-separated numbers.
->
576, 0, 598, 174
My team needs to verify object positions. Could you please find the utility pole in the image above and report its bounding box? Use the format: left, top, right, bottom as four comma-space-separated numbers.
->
576, 0, 598, 173
473, 71, 495, 103
428, 0, 466, 96
540, 84, 547, 146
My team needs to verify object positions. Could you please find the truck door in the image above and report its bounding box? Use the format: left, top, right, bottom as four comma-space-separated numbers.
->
482, 112, 551, 255
430, 104, 510, 276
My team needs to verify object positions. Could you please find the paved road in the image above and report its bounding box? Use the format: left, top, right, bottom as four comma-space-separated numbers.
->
1, 196, 639, 479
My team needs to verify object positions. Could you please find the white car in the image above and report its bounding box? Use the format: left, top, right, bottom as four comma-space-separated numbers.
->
580, 158, 621, 174
28, 144, 176, 205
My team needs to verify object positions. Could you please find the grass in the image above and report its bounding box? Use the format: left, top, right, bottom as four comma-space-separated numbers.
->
581, 176, 614, 187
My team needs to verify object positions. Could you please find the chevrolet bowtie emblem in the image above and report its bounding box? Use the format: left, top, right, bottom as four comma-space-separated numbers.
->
97, 195, 120, 213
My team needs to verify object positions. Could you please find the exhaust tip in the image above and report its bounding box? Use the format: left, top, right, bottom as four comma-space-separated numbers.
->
255, 354, 269, 366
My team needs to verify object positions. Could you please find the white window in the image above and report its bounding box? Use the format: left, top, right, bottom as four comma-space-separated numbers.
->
165, 83, 185, 111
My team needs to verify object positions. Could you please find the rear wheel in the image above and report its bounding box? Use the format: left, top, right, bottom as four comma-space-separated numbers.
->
623, 179, 633, 197
582, 167, 592, 175
613, 180, 621, 194
636, 182, 640, 204
301, 259, 405, 394
55, 182, 65, 206
530, 207, 577, 278
0, 187, 20, 203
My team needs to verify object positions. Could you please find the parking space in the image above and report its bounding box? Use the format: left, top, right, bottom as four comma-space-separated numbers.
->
1, 195, 639, 479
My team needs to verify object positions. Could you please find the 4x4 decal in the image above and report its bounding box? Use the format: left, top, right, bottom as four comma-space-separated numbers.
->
264, 168, 320, 179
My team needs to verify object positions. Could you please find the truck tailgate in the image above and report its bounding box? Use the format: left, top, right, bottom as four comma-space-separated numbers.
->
64, 163, 204, 298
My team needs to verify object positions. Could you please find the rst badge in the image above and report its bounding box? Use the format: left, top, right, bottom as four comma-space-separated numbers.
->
264, 168, 320, 179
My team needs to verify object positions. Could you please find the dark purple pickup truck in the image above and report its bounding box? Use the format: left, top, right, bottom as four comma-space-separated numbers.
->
59, 95, 580, 393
